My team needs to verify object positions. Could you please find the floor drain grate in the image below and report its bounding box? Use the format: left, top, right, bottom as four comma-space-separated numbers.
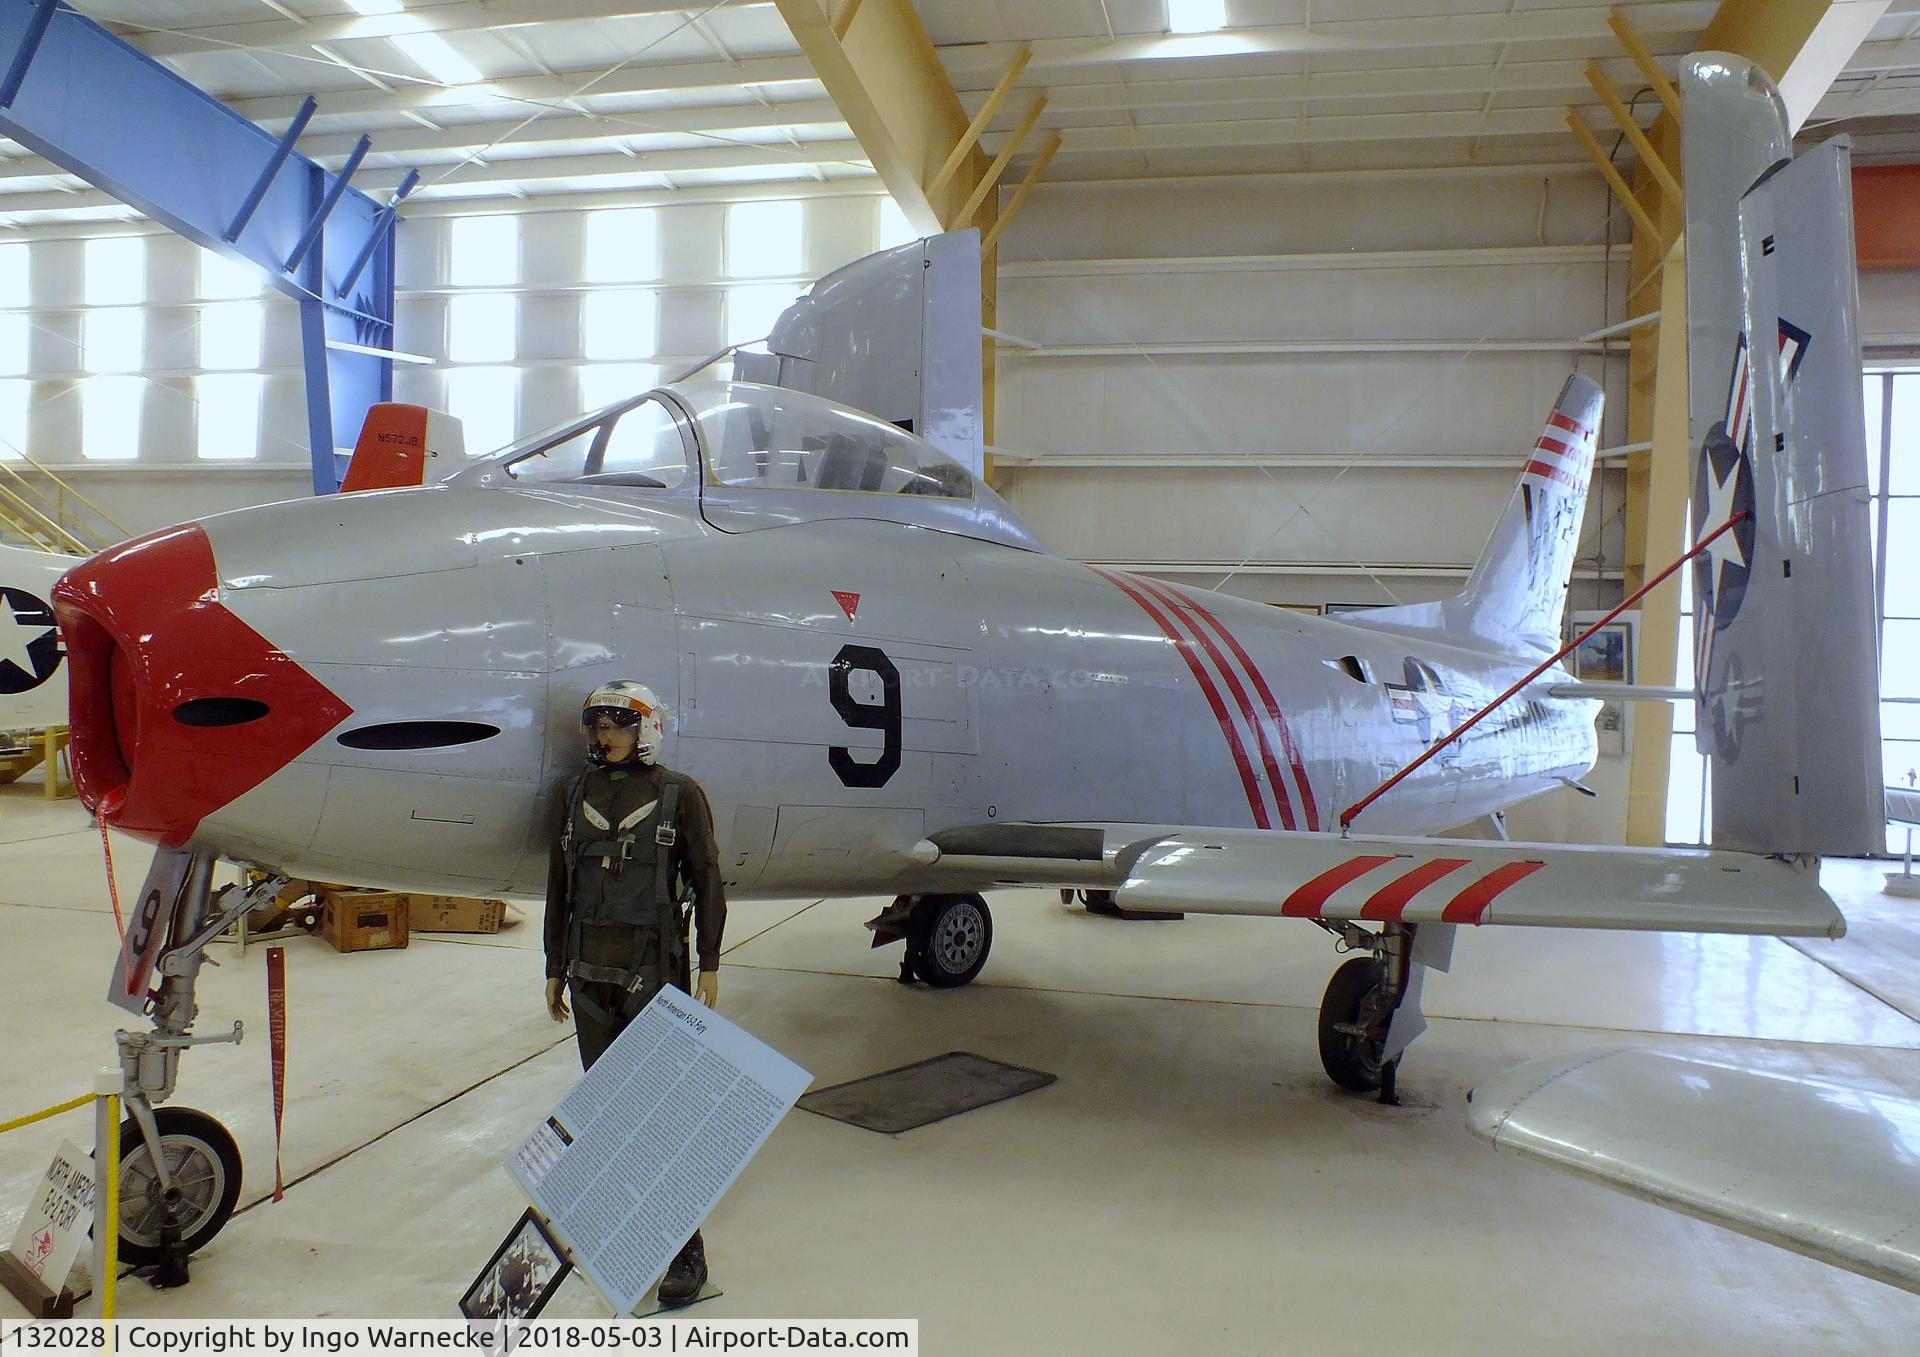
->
797, 1051, 1056, 1134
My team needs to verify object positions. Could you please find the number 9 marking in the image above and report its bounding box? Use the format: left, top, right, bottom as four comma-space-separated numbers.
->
828, 644, 902, 788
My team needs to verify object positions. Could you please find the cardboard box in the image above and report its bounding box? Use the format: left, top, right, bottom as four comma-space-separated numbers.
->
319, 890, 410, 953
408, 896, 507, 934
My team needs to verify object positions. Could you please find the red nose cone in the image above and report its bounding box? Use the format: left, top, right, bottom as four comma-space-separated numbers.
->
51, 523, 352, 849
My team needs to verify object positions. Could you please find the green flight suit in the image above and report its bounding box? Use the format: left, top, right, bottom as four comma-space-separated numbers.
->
544, 761, 727, 1069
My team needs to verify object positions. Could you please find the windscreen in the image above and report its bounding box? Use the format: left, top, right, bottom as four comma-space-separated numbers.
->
495, 395, 693, 488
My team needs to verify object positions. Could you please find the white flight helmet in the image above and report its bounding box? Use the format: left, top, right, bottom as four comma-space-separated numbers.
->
581, 680, 666, 765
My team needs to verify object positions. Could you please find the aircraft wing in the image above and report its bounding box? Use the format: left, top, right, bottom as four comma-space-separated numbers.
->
1468, 1049, 1920, 1294
920, 825, 1844, 938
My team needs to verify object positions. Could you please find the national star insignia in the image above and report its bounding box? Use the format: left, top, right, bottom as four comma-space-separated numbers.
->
1696, 447, 1748, 605
0, 595, 52, 676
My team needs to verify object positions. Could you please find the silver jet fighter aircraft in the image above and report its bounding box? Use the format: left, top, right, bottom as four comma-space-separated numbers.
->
50, 353, 1860, 1097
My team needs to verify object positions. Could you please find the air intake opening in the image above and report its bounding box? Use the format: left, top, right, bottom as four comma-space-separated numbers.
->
173, 697, 271, 728
338, 720, 500, 751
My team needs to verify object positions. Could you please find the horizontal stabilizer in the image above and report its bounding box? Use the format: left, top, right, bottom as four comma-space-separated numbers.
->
1469, 1049, 1920, 1294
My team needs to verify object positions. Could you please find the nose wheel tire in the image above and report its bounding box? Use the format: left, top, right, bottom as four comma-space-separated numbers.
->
117, 1106, 243, 1264
1318, 957, 1394, 1093
908, 894, 992, 988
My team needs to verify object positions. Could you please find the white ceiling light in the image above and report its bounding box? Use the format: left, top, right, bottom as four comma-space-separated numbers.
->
341, 0, 482, 84
1168, 0, 1228, 34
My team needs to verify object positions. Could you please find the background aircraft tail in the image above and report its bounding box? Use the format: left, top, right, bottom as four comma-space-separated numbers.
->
1355, 373, 1602, 658
1681, 54, 1882, 857
0, 542, 77, 729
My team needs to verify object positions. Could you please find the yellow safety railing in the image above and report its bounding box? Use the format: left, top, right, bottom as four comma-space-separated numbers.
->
0, 1092, 90, 1135
0, 471, 90, 554
0, 491, 70, 553
2, 1083, 122, 1324
0, 450, 132, 554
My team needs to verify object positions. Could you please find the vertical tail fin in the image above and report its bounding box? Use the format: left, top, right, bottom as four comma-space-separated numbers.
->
1360, 375, 1602, 656
1682, 54, 1883, 856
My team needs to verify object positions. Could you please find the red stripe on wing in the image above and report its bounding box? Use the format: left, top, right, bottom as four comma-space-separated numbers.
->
1359, 857, 1473, 922
1282, 855, 1399, 918
1440, 860, 1547, 924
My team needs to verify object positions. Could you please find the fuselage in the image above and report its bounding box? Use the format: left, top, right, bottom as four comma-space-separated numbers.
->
52, 473, 1595, 902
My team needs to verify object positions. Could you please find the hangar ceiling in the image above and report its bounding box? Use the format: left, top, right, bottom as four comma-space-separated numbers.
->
2, 1, 1917, 228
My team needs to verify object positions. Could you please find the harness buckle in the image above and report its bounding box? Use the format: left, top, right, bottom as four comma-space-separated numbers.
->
655, 823, 678, 848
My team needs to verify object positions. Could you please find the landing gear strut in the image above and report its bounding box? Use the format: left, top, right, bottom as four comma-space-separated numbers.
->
1313, 921, 1454, 1104
865, 893, 993, 987
109, 850, 287, 1272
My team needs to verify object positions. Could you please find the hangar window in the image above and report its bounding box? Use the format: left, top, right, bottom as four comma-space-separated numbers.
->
582, 290, 657, 360
447, 293, 517, 364
82, 377, 142, 460
686, 381, 973, 499
444, 366, 518, 454
584, 208, 658, 283
84, 308, 142, 374
196, 374, 263, 460
199, 248, 260, 300
0, 380, 28, 459
449, 216, 518, 288
0, 314, 28, 375
579, 364, 660, 413
200, 302, 263, 371
85, 236, 144, 306
726, 283, 795, 346
726, 200, 803, 278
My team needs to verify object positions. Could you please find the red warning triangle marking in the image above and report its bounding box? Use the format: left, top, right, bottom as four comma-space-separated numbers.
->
831, 590, 861, 621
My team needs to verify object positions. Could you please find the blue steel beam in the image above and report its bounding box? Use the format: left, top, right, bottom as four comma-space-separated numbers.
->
0, 1, 411, 493
224, 94, 315, 244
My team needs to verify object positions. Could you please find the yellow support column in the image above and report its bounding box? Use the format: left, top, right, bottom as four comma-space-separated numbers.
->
775, 0, 1052, 457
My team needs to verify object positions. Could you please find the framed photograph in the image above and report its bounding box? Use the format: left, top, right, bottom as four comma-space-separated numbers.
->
460, 1208, 572, 1321
1568, 613, 1637, 758
1572, 623, 1633, 685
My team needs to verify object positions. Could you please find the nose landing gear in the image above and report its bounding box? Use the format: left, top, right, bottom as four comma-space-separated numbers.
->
108, 850, 289, 1272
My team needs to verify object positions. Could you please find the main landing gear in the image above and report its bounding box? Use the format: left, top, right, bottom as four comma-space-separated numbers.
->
1312, 920, 1455, 1105
865, 893, 993, 987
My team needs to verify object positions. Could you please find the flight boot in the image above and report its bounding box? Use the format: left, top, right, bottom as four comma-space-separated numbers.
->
657, 1231, 707, 1306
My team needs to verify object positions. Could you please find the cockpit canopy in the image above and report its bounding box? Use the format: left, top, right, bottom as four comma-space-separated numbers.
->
458, 380, 1040, 551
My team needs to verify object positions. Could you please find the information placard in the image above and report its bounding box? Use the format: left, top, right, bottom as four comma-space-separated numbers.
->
9, 1140, 94, 1287
510, 987, 811, 1316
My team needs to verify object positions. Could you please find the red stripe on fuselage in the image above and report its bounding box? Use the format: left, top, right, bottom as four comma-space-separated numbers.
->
1095, 568, 1271, 829
1136, 577, 1295, 830
1282, 855, 1399, 917
1359, 857, 1473, 922
1162, 583, 1321, 830
1547, 411, 1588, 438
1440, 860, 1547, 924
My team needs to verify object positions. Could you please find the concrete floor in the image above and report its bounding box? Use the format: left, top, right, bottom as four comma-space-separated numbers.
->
4, 774, 1920, 1352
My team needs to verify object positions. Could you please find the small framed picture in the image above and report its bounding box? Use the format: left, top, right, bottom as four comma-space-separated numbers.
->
1572, 623, 1633, 684
1569, 612, 1637, 758
460, 1208, 572, 1320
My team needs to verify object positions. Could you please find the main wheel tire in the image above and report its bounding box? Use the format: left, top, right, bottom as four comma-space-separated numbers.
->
909, 894, 992, 988
1317, 957, 1393, 1093
117, 1107, 243, 1264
